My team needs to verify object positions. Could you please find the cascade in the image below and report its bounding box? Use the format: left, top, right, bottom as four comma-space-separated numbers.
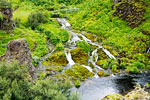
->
56, 18, 117, 74
64, 49, 75, 66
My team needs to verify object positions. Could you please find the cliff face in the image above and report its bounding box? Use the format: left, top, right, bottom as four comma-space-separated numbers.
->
0, 39, 35, 78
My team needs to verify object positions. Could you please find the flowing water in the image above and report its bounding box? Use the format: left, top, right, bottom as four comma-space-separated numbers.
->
37, 18, 150, 100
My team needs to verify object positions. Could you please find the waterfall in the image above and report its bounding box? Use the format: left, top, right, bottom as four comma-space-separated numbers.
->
103, 48, 116, 59
64, 49, 75, 66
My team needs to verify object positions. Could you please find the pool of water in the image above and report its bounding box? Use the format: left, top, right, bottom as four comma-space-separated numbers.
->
72, 74, 150, 100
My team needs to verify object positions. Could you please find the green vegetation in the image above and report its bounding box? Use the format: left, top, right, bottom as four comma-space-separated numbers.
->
76, 40, 91, 53
0, 0, 150, 99
28, 12, 47, 29
0, 61, 79, 100
70, 48, 89, 65
42, 51, 68, 66
68, 0, 150, 73
64, 64, 94, 82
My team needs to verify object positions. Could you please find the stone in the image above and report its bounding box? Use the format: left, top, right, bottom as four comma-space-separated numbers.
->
0, 1, 15, 31
0, 38, 35, 78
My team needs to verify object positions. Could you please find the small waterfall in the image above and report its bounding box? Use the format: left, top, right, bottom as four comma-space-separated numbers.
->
89, 48, 103, 70
56, 18, 80, 45
103, 48, 116, 59
64, 49, 75, 67
78, 33, 116, 60
82, 65, 99, 78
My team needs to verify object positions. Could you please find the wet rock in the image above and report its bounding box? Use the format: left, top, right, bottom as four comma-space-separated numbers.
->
70, 48, 89, 65
97, 71, 104, 77
42, 51, 68, 66
64, 64, 94, 82
0, 38, 35, 77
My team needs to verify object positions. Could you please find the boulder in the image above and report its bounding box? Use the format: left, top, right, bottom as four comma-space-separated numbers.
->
0, 38, 35, 78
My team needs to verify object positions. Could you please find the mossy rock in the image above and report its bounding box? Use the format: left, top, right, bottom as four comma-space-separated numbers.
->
46, 66, 63, 72
89, 62, 95, 69
64, 64, 94, 82
102, 94, 122, 100
104, 72, 110, 77
103, 45, 118, 57
84, 33, 97, 42
52, 73, 70, 81
113, 1, 145, 28
70, 48, 89, 65
97, 49, 108, 60
74, 80, 80, 88
126, 66, 139, 74
96, 60, 109, 69
97, 71, 104, 77
42, 51, 68, 66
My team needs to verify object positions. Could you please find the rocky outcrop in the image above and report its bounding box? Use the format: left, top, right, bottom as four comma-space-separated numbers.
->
113, 0, 145, 28
0, 1, 15, 31
0, 39, 35, 77
102, 85, 150, 100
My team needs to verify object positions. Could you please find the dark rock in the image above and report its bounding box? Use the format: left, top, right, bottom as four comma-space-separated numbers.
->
0, 3, 15, 31
0, 39, 35, 78
113, 0, 145, 28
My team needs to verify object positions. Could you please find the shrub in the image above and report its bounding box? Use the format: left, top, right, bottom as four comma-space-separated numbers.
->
0, 61, 79, 100
0, 61, 32, 100
28, 12, 47, 29
32, 79, 79, 100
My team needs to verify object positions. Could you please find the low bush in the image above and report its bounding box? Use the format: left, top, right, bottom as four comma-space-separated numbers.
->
0, 61, 79, 100
28, 12, 47, 29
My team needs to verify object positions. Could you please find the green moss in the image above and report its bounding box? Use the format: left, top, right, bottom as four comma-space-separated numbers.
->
52, 73, 70, 81
70, 48, 89, 65
76, 40, 91, 53
126, 66, 139, 74
97, 49, 108, 60
56, 42, 64, 51
64, 64, 94, 82
84, 33, 97, 42
42, 51, 68, 66
74, 80, 80, 88
46, 66, 63, 72
97, 71, 104, 77
96, 60, 109, 69
104, 72, 110, 77
102, 94, 122, 100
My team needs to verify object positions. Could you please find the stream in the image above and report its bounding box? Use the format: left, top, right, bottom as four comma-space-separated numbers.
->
37, 18, 150, 100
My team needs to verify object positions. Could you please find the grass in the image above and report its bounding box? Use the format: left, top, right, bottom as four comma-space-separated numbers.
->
67, 0, 150, 72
